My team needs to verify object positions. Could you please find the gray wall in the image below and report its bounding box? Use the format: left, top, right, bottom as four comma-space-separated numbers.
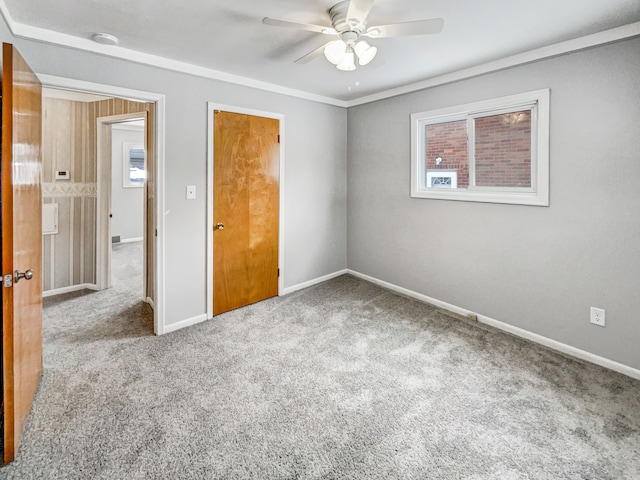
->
111, 126, 145, 241
0, 20, 347, 328
347, 37, 640, 370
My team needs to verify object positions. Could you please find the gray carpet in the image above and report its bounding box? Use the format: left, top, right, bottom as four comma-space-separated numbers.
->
1, 242, 639, 479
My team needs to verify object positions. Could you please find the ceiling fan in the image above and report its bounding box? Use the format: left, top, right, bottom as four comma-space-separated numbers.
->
262, 0, 444, 71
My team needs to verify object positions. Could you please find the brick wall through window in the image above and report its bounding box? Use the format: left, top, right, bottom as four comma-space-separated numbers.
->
475, 111, 531, 188
425, 119, 469, 188
425, 111, 531, 189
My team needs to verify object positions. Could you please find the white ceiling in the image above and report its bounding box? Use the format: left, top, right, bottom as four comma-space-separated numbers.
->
4, 0, 640, 102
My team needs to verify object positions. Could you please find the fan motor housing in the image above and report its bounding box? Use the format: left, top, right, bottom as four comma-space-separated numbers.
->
330, 1, 366, 34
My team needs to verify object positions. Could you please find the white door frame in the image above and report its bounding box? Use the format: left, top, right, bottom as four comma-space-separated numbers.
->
96, 112, 147, 291
38, 74, 167, 335
206, 103, 285, 319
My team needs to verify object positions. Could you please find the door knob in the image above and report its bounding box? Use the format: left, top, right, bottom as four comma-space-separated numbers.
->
15, 269, 34, 283
215, 223, 224, 230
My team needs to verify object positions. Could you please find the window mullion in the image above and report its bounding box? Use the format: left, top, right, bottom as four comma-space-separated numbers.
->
467, 116, 476, 189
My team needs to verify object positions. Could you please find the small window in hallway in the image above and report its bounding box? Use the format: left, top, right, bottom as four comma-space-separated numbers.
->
123, 142, 145, 187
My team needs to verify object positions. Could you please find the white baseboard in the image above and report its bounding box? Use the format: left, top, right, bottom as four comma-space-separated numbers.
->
162, 313, 208, 335
118, 237, 143, 244
43, 283, 98, 298
163, 269, 349, 335
347, 270, 477, 319
476, 315, 640, 381
347, 269, 640, 381
146, 297, 155, 310
282, 269, 349, 295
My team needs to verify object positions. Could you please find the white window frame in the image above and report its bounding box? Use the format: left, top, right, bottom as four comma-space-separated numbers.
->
411, 89, 550, 206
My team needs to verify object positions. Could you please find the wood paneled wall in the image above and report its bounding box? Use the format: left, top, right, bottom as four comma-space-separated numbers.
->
42, 98, 96, 291
42, 97, 155, 302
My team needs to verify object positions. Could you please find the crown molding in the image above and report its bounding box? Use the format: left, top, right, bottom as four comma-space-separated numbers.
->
1, 0, 638, 109
0, 0, 15, 32
0, 1, 347, 108
346, 22, 640, 107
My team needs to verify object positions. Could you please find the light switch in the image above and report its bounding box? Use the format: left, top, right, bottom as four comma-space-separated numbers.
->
186, 185, 196, 200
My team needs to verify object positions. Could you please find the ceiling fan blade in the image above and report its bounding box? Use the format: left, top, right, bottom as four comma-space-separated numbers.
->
262, 17, 336, 35
365, 18, 444, 38
346, 0, 375, 27
294, 42, 333, 64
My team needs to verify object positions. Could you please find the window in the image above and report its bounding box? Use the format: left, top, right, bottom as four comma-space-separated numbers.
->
123, 142, 145, 188
411, 89, 549, 206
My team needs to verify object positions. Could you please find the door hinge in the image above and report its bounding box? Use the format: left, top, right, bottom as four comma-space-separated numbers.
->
155, 229, 158, 237
277, 134, 280, 143
277, 268, 280, 277
3, 274, 13, 288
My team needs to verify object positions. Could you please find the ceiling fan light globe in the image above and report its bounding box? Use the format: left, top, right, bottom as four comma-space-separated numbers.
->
354, 41, 377, 66
336, 51, 356, 71
324, 40, 347, 65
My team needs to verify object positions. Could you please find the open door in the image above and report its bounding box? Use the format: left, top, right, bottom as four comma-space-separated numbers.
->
1, 43, 43, 464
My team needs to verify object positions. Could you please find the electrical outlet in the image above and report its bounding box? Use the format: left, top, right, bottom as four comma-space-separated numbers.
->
590, 307, 605, 327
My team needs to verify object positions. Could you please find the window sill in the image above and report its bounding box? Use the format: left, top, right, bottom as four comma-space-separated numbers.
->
410, 188, 549, 206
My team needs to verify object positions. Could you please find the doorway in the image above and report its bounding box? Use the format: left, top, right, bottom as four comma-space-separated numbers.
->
96, 113, 148, 297
206, 104, 285, 317
38, 76, 166, 334
41, 94, 153, 307
108, 118, 146, 299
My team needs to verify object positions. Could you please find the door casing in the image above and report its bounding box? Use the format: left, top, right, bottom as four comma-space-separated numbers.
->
39, 74, 167, 335
206, 103, 285, 319
96, 112, 148, 292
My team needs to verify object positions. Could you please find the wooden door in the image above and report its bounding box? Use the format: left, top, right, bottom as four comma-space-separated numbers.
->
213, 111, 279, 315
1, 43, 43, 463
